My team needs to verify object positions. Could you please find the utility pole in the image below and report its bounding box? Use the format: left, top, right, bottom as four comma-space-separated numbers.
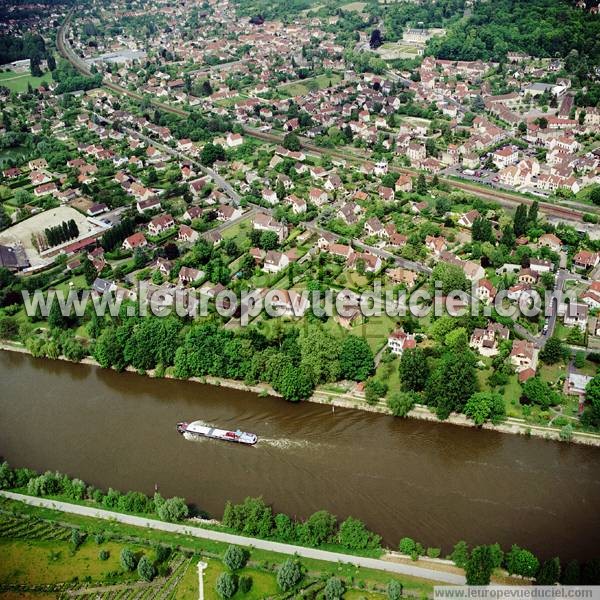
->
197, 560, 208, 600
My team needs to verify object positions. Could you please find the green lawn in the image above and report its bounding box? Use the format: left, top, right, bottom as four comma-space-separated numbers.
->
0, 498, 436, 597
279, 73, 342, 97
0, 70, 54, 93
0, 538, 142, 585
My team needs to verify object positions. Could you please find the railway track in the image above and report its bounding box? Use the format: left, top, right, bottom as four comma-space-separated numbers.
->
57, 16, 594, 223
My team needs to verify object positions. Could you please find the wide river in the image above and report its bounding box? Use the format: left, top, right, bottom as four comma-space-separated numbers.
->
1, 350, 599, 560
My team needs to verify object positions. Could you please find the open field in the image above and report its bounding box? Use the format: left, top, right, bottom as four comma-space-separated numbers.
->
341, 1, 367, 11
0, 70, 54, 93
376, 41, 422, 60
279, 73, 343, 97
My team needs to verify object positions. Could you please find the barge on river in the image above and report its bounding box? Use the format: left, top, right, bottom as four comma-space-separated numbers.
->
177, 421, 258, 445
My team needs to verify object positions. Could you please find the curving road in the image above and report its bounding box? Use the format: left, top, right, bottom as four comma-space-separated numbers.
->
0, 490, 465, 584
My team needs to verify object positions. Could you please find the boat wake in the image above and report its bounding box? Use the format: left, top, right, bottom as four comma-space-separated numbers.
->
258, 437, 322, 450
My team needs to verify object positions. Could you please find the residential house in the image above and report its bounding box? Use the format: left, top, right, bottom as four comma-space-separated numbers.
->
263, 250, 290, 273
574, 251, 600, 270
216, 205, 243, 222
178, 266, 204, 286
178, 225, 199, 243
122, 232, 148, 251
563, 303, 589, 331
458, 210, 480, 229
252, 212, 288, 242
387, 329, 416, 356
475, 279, 497, 304
148, 214, 175, 236
510, 340, 536, 374
469, 322, 510, 357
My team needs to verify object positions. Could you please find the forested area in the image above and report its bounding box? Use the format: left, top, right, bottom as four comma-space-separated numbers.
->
375, 0, 466, 43
52, 62, 102, 95
0, 33, 47, 65
428, 0, 600, 64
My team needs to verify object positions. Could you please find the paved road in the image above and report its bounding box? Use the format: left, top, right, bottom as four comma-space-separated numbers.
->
0, 490, 465, 584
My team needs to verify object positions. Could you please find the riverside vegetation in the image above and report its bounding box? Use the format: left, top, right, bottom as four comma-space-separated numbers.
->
2, 460, 600, 588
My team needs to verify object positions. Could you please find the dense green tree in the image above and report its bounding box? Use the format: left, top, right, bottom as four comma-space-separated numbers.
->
521, 377, 559, 409
430, 262, 469, 295
299, 325, 340, 383
426, 351, 478, 419
299, 510, 337, 547
540, 337, 564, 364
472, 217, 493, 243
466, 545, 494, 585
399, 537, 416, 555
154, 494, 188, 522
274, 513, 295, 542
416, 174, 427, 195
561, 560, 581, 584
339, 335, 374, 381
464, 392, 505, 425
200, 142, 226, 166
451, 541, 469, 568
283, 133, 301, 152
398, 348, 429, 391
388, 390, 417, 417
506, 545, 539, 578
581, 375, 600, 428
513, 204, 528, 237
536, 557, 561, 585
338, 517, 381, 551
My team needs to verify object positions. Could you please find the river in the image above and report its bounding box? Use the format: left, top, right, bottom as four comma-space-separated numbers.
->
1, 350, 599, 561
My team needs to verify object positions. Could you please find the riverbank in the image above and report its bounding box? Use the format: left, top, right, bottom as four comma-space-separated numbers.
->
2, 340, 600, 447
0, 490, 465, 585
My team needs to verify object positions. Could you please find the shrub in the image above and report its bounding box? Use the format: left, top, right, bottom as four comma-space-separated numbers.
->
223, 545, 248, 571
451, 541, 469, 568
154, 494, 189, 522
387, 579, 403, 600
216, 572, 237, 599
399, 537, 416, 555
70, 529, 86, 551
324, 576, 345, 600
505, 544, 539, 578
137, 555, 156, 582
239, 575, 253, 594
299, 510, 337, 547
120, 547, 137, 572
427, 547, 441, 558
95, 533, 105, 545
276, 559, 304, 592
99, 550, 110, 561
338, 516, 381, 551
155, 544, 171, 563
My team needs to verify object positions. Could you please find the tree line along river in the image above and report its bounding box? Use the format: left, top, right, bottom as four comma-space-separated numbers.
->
1, 350, 599, 561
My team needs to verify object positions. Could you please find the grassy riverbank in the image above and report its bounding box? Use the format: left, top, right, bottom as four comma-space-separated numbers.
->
2, 341, 600, 447
0, 495, 437, 599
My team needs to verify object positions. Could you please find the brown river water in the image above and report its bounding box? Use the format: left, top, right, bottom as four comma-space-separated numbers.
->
1, 350, 599, 560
